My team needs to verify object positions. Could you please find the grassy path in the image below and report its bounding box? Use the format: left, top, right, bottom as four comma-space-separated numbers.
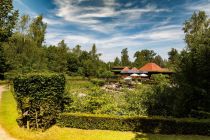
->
0, 85, 16, 140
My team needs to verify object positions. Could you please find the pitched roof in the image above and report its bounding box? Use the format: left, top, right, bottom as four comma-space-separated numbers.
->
139, 63, 163, 72
121, 67, 130, 72
131, 67, 139, 72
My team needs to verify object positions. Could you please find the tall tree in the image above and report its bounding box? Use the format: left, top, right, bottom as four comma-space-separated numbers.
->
121, 48, 130, 66
3, 15, 47, 74
29, 15, 47, 47
90, 44, 101, 61
46, 40, 68, 73
0, 0, 18, 79
113, 57, 121, 66
72, 45, 82, 57
168, 48, 179, 68
153, 55, 164, 67
175, 11, 210, 116
134, 49, 156, 67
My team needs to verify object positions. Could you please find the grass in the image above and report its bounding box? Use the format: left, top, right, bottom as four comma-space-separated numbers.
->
0, 87, 136, 140
1, 86, 210, 140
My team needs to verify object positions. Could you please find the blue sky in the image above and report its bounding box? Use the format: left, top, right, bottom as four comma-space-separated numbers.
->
13, 0, 210, 62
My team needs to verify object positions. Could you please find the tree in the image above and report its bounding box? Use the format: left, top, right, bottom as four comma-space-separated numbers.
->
29, 15, 47, 47
46, 40, 68, 73
134, 49, 156, 67
90, 44, 101, 61
121, 48, 130, 66
72, 45, 82, 57
113, 57, 121, 66
174, 11, 210, 116
168, 48, 179, 68
67, 53, 79, 74
0, 0, 18, 79
3, 15, 47, 75
153, 55, 164, 67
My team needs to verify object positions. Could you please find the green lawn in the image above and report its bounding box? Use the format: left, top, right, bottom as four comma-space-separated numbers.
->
1, 86, 210, 140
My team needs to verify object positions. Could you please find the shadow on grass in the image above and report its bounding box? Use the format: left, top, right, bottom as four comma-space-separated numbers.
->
132, 132, 148, 140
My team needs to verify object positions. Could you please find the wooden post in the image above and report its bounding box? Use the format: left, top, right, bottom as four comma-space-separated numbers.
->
35, 110, 39, 129
27, 117, 30, 130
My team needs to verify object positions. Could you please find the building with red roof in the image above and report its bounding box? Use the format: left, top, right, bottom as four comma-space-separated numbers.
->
139, 63, 163, 72
139, 63, 174, 77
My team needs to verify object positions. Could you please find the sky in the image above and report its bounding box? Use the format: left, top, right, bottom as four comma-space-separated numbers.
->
13, 0, 210, 62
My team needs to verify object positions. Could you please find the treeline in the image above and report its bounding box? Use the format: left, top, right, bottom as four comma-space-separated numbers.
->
0, 0, 176, 79
113, 48, 168, 68
0, 10, 109, 78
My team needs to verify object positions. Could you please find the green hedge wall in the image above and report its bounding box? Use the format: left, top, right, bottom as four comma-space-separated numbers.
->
13, 73, 65, 130
57, 113, 210, 136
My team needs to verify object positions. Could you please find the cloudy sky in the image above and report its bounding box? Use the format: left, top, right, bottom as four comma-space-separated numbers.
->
13, 0, 210, 62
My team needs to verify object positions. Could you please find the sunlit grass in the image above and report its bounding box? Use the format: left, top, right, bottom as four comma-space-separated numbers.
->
66, 78, 95, 95
0, 89, 136, 140
1, 86, 210, 140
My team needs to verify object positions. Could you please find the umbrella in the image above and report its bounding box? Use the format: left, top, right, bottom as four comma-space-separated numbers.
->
130, 73, 140, 77
124, 76, 132, 80
140, 73, 148, 77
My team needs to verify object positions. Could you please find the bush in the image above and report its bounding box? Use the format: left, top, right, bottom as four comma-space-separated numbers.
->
57, 113, 210, 135
13, 73, 66, 130
90, 79, 105, 86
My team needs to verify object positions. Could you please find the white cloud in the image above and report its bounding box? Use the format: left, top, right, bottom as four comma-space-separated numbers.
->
43, 18, 65, 25
45, 24, 185, 62
187, 0, 210, 16
53, 0, 170, 33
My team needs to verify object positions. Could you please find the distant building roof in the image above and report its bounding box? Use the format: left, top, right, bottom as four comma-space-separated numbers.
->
131, 67, 138, 72
121, 67, 130, 72
139, 63, 164, 72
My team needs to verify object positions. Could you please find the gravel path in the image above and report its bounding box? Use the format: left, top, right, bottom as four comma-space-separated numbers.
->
0, 85, 17, 140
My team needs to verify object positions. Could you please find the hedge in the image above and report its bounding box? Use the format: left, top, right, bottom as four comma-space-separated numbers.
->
13, 73, 65, 130
57, 113, 210, 136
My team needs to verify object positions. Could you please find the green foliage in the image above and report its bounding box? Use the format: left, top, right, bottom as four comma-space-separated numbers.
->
29, 15, 47, 47
153, 55, 165, 67
0, 0, 18, 79
173, 11, 210, 117
121, 48, 130, 66
97, 70, 113, 80
13, 73, 66, 130
113, 57, 121, 66
140, 74, 176, 116
3, 15, 48, 74
46, 40, 68, 73
3, 32, 47, 73
0, 0, 18, 42
168, 48, 180, 68
90, 79, 106, 86
57, 113, 210, 135
134, 49, 156, 67
66, 86, 118, 114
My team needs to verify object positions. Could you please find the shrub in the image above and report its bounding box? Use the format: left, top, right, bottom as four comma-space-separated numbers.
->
13, 73, 65, 130
90, 79, 105, 86
57, 113, 210, 135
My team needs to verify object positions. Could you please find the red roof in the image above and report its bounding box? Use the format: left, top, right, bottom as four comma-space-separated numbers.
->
122, 67, 130, 72
139, 63, 163, 72
131, 67, 139, 72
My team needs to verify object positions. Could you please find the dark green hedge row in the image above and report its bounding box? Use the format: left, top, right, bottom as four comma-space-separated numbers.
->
13, 73, 65, 130
57, 113, 210, 136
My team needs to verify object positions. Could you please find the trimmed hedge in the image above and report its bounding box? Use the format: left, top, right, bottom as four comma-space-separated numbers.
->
13, 73, 65, 130
57, 113, 210, 136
